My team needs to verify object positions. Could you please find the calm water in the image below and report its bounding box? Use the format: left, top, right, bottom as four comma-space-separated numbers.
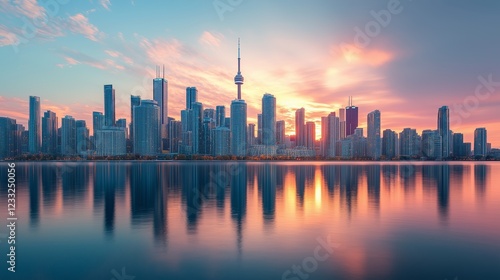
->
1, 161, 500, 280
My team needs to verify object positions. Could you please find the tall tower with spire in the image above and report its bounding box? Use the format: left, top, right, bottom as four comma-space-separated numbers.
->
231, 38, 247, 156
153, 65, 168, 149
234, 38, 244, 100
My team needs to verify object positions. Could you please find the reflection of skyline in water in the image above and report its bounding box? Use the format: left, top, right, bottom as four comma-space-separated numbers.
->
2, 162, 499, 280
4, 162, 493, 233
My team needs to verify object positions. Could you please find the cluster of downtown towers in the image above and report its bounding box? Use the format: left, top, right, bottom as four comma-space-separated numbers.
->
0, 43, 491, 160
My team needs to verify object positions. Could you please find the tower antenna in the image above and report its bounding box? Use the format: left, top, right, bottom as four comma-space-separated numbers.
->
163, 64, 165, 79
234, 38, 244, 100
238, 38, 241, 73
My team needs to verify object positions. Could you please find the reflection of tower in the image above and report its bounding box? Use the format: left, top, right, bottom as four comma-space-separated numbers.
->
437, 165, 450, 223
29, 165, 40, 228
295, 166, 306, 207
42, 164, 57, 208
259, 164, 276, 226
231, 163, 247, 260
367, 165, 381, 212
474, 165, 487, 200
215, 165, 227, 216
321, 165, 339, 197
94, 163, 124, 237
339, 165, 359, 218
183, 164, 201, 234
129, 162, 167, 246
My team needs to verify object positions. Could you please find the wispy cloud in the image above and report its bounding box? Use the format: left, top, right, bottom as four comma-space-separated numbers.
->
100, 0, 111, 10
57, 47, 124, 70
65, 13, 103, 41
0, 25, 18, 46
0, 0, 46, 19
199, 31, 224, 47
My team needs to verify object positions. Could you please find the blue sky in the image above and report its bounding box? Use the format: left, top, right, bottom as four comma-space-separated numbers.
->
1, 0, 499, 145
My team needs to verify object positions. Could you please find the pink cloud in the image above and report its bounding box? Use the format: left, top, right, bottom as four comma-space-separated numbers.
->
199, 31, 224, 47
0, 0, 46, 19
105, 49, 133, 64
66, 13, 102, 41
100, 0, 111, 10
0, 25, 17, 46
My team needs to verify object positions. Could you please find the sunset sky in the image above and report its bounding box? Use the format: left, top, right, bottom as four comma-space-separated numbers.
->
1, 0, 499, 146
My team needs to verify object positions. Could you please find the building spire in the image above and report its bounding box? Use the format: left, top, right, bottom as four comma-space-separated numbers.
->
238, 38, 241, 73
234, 38, 244, 100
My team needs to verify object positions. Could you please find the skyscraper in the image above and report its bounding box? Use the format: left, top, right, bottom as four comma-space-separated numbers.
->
130, 95, 141, 150
104, 85, 115, 127
257, 113, 262, 144
421, 130, 442, 160
216, 105, 225, 127
186, 87, 198, 110
61, 115, 76, 156
168, 119, 182, 153
321, 116, 329, 156
247, 123, 256, 146
345, 97, 358, 137
295, 108, 305, 147
0, 117, 17, 158
191, 102, 203, 154
437, 106, 450, 158
95, 127, 126, 156
92, 112, 105, 137
452, 133, 465, 158
276, 120, 285, 147
231, 99, 247, 156
133, 100, 161, 156
29, 96, 41, 153
305, 121, 316, 150
116, 118, 128, 139
42, 110, 57, 155
327, 112, 340, 157
367, 110, 381, 160
153, 67, 168, 141
202, 114, 215, 155
214, 127, 231, 156
382, 129, 398, 159
180, 109, 193, 154
474, 128, 487, 157
399, 128, 419, 158
76, 120, 89, 154
231, 39, 247, 156
339, 108, 346, 139
262, 93, 276, 145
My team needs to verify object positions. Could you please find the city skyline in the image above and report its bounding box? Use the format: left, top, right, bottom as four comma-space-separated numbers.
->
1, 1, 500, 146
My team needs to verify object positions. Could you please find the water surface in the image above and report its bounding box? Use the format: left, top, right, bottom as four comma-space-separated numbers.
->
1, 161, 499, 280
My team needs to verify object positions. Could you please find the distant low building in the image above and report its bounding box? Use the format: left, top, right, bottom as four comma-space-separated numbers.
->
95, 127, 126, 156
